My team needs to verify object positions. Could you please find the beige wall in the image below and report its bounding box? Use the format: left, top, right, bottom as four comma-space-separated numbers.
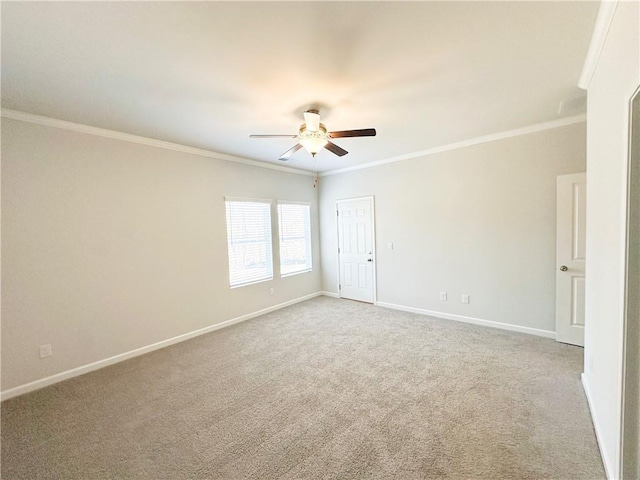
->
583, 2, 640, 479
1, 118, 321, 391
319, 123, 586, 334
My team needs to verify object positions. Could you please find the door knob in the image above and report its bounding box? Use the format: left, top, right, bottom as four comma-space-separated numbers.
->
559, 265, 568, 272
367, 258, 372, 262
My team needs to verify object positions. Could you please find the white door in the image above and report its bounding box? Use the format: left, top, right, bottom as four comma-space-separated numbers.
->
337, 198, 375, 303
556, 173, 587, 346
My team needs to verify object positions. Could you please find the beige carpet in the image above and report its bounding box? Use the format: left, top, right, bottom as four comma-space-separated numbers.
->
2, 296, 604, 479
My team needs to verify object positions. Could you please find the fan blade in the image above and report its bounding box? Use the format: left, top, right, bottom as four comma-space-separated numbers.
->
303, 111, 321, 132
324, 141, 348, 157
279, 143, 303, 161
329, 128, 376, 138
250, 134, 298, 138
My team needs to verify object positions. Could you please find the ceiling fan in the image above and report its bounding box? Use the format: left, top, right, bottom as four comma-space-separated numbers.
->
249, 110, 376, 161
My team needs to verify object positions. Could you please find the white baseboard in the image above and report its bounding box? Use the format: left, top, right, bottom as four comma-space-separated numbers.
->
581, 373, 615, 480
375, 301, 556, 339
1, 292, 323, 401
320, 291, 339, 298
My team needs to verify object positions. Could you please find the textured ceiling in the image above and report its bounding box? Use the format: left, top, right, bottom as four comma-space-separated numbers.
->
1, 2, 598, 173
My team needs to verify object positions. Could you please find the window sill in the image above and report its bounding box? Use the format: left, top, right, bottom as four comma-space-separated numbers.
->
230, 277, 273, 289
281, 269, 312, 278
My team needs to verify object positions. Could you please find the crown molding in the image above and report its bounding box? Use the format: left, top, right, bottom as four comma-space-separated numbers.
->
320, 114, 587, 177
2, 109, 586, 179
1, 109, 315, 177
578, 0, 619, 90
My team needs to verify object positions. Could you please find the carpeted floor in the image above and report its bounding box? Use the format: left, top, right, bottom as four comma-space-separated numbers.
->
2, 296, 604, 479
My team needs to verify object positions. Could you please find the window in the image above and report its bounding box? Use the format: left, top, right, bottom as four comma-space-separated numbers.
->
278, 202, 312, 276
225, 199, 273, 287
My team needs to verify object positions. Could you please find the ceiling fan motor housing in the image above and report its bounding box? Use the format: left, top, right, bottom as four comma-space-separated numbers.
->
299, 122, 327, 137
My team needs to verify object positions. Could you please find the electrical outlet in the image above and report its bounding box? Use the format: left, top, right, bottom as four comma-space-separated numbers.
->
461, 294, 470, 304
39, 344, 52, 358
269, 288, 274, 296
439, 292, 447, 301
387, 242, 394, 250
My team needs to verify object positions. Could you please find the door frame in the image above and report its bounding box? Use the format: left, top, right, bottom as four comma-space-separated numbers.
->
620, 84, 640, 479
335, 196, 377, 304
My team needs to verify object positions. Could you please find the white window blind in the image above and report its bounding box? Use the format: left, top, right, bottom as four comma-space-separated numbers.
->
225, 199, 273, 287
278, 202, 312, 276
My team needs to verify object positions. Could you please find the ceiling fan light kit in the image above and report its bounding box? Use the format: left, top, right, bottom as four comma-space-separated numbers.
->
249, 109, 376, 162
298, 122, 328, 156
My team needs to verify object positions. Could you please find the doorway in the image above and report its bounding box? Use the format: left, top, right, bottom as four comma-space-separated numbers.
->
336, 197, 376, 304
621, 85, 640, 480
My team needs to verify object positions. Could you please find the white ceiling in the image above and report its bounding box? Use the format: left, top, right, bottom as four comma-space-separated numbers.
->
1, 2, 598, 173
